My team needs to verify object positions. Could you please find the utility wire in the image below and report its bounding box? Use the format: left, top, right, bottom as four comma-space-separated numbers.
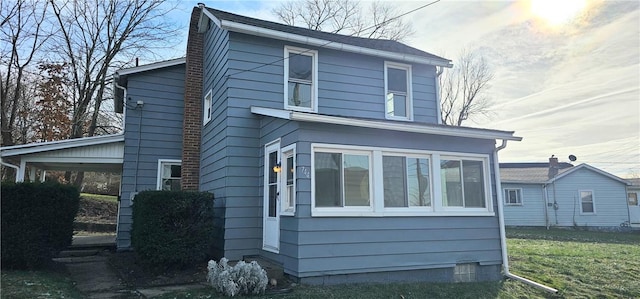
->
224, 0, 442, 79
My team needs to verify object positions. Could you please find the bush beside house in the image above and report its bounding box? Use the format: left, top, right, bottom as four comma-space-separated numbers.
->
1, 182, 80, 269
131, 191, 215, 271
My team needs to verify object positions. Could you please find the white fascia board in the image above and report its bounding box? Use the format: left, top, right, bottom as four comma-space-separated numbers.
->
219, 20, 453, 68
201, 8, 221, 28
0, 134, 125, 157
250, 107, 521, 141
116, 58, 186, 76
290, 111, 521, 141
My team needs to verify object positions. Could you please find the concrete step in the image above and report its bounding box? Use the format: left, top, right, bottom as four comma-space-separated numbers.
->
58, 249, 101, 258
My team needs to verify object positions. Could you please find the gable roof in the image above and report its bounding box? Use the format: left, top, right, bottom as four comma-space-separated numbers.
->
500, 162, 630, 185
113, 58, 186, 113
200, 6, 452, 67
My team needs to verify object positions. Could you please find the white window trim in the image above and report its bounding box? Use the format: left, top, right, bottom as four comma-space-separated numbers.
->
384, 61, 413, 121
579, 189, 596, 215
156, 159, 182, 190
280, 144, 296, 216
203, 89, 212, 125
503, 188, 523, 206
310, 143, 494, 217
284, 46, 318, 113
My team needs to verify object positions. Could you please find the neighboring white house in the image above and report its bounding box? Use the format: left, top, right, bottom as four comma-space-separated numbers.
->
627, 178, 640, 226
500, 157, 633, 229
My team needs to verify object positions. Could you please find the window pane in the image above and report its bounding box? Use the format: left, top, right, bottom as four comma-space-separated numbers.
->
315, 152, 341, 207
581, 191, 593, 213
386, 93, 407, 117
629, 193, 638, 206
441, 160, 463, 207
289, 54, 312, 80
408, 158, 430, 206
383, 156, 407, 207
268, 151, 277, 183
268, 184, 277, 217
286, 156, 294, 184
170, 165, 181, 178
463, 160, 486, 208
387, 68, 407, 92
288, 82, 311, 108
344, 154, 370, 206
162, 178, 181, 191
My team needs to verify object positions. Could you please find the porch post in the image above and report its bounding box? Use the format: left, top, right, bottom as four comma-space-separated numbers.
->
16, 160, 26, 182
29, 167, 36, 182
40, 170, 47, 182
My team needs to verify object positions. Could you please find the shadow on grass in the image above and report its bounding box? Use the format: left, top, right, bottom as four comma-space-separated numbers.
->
506, 227, 640, 245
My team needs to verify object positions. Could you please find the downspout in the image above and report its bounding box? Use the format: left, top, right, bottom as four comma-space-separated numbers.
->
543, 184, 550, 229
1, 160, 20, 182
494, 140, 558, 294
114, 76, 127, 132
435, 66, 444, 124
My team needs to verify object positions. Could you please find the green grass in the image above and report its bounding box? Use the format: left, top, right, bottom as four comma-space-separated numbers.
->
159, 228, 639, 299
0, 269, 83, 299
80, 193, 118, 203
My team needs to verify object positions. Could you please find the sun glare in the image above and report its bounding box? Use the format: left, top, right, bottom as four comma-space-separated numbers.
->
530, 0, 587, 26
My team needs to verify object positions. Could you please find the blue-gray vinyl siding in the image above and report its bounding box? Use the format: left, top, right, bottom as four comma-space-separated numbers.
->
547, 168, 629, 227
502, 183, 547, 226
117, 64, 185, 249
282, 124, 502, 277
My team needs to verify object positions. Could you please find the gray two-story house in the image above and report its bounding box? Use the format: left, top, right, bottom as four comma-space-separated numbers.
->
113, 5, 523, 284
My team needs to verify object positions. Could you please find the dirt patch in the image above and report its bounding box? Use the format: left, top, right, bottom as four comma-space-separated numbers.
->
75, 197, 118, 225
108, 251, 207, 288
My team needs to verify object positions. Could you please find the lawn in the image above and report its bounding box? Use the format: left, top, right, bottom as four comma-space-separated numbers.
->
80, 193, 118, 203
2, 228, 637, 298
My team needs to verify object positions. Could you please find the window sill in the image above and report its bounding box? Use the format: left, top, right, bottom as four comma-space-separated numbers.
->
281, 210, 295, 216
311, 209, 495, 217
385, 115, 413, 122
285, 105, 316, 113
505, 203, 523, 206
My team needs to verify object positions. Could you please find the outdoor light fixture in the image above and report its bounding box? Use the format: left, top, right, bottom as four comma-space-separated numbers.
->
273, 162, 282, 173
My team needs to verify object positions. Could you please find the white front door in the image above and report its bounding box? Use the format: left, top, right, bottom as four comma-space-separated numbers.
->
263, 141, 280, 253
629, 192, 640, 224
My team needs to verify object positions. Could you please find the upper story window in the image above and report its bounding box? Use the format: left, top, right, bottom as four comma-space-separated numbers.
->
504, 188, 523, 205
385, 62, 412, 121
284, 46, 318, 113
203, 89, 212, 125
157, 159, 181, 191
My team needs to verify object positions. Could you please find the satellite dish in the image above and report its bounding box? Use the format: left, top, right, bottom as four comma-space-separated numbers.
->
568, 155, 577, 162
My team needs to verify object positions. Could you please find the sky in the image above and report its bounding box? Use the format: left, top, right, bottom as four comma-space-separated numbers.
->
162, 0, 639, 178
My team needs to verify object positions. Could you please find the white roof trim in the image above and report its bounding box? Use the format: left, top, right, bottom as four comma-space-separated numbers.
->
201, 9, 451, 68
1, 134, 125, 157
548, 163, 631, 185
116, 58, 186, 76
250, 106, 521, 141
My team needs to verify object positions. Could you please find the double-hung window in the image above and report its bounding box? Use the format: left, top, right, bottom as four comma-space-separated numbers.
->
503, 188, 523, 205
314, 150, 372, 208
383, 154, 431, 208
157, 159, 181, 191
284, 46, 317, 112
385, 62, 412, 120
579, 190, 595, 214
440, 158, 487, 208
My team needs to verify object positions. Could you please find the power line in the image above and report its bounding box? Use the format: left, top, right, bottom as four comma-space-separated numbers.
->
224, 0, 442, 79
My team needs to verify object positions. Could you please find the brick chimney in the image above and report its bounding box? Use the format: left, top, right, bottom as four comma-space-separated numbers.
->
181, 7, 204, 190
548, 155, 559, 179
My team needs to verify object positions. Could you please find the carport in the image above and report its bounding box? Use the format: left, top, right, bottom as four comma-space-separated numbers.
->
1, 134, 124, 182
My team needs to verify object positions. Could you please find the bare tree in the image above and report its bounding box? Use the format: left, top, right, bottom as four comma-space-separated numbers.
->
0, 0, 51, 146
272, 0, 414, 41
440, 49, 494, 126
